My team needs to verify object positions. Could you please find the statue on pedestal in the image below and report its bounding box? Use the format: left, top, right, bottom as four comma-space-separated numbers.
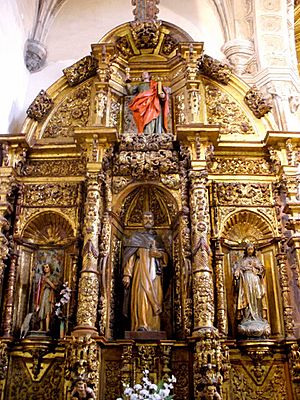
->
125, 70, 169, 134
35, 263, 58, 332
71, 378, 96, 400
122, 211, 168, 332
233, 243, 270, 338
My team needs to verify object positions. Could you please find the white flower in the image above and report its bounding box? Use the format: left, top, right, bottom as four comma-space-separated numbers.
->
133, 383, 142, 391
124, 387, 133, 395
149, 383, 158, 391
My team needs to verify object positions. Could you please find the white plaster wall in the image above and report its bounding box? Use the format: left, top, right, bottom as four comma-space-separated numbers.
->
0, 0, 35, 133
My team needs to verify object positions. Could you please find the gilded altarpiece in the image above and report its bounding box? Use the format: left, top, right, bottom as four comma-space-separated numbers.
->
0, 18, 300, 400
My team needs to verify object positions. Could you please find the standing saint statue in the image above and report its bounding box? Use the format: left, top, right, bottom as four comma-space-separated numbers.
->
233, 243, 270, 337
35, 263, 58, 332
122, 211, 168, 331
125, 71, 169, 134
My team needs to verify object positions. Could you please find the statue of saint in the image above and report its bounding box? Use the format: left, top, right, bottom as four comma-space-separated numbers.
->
122, 211, 168, 331
71, 379, 96, 400
35, 263, 58, 332
233, 243, 270, 337
125, 71, 169, 134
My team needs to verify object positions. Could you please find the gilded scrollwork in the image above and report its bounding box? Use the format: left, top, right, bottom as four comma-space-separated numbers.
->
160, 174, 180, 190
112, 176, 132, 194
205, 85, 255, 135
23, 183, 79, 207
161, 34, 178, 55
26, 90, 54, 122
23, 159, 86, 176
216, 182, 272, 206
244, 85, 272, 119
130, 21, 161, 49
7, 358, 64, 400
208, 157, 272, 175
63, 56, 97, 86
43, 82, 92, 138
200, 54, 233, 84
230, 363, 288, 399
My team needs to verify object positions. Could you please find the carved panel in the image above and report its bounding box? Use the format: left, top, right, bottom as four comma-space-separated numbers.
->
209, 157, 272, 175
23, 183, 79, 207
43, 82, 92, 138
230, 362, 288, 399
215, 183, 272, 206
205, 85, 255, 135
7, 358, 63, 400
104, 360, 121, 400
23, 159, 86, 176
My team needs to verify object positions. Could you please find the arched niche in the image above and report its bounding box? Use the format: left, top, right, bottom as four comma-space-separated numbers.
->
220, 210, 284, 339
108, 183, 180, 339
14, 211, 78, 337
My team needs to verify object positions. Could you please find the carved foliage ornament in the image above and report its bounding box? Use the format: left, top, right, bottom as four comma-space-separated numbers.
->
208, 157, 272, 175
130, 21, 161, 49
216, 182, 272, 206
63, 56, 97, 86
26, 90, 54, 122
76, 274, 99, 327
205, 85, 255, 135
23, 183, 78, 207
43, 82, 92, 138
244, 85, 272, 118
200, 54, 233, 84
23, 159, 86, 176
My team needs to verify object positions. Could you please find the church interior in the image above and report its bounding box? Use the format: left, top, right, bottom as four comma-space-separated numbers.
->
1, 0, 300, 399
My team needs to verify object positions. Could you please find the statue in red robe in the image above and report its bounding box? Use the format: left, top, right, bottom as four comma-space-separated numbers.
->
126, 71, 169, 134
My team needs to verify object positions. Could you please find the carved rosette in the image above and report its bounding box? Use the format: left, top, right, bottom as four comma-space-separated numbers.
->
189, 170, 214, 332
276, 251, 295, 338
26, 90, 54, 121
63, 56, 97, 86
200, 54, 233, 84
244, 86, 272, 119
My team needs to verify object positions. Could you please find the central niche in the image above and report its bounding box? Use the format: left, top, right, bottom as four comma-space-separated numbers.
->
112, 184, 179, 338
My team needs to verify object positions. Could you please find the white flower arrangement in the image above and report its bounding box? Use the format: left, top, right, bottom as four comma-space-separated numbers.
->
116, 370, 176, 400
54, 282, 71, 318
